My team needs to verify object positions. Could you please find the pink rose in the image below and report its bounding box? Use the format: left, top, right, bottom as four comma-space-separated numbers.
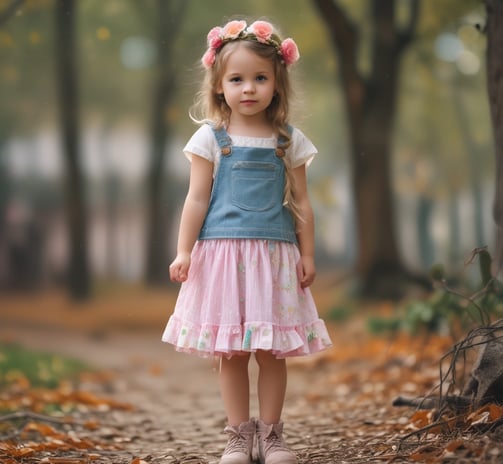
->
247, 21, 273, 43
222, 20, 247, 39
201, 48, 216, 69
280, 38, 300, 66
207, 26, 223, 49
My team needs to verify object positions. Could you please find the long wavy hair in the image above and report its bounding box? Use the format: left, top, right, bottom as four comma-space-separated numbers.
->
190, 35, 303, 226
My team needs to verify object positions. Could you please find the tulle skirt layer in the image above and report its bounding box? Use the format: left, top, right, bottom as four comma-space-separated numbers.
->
162, 239, 332, 358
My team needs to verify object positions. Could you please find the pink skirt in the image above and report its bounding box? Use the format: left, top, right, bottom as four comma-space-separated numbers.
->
162, 239, 332, 358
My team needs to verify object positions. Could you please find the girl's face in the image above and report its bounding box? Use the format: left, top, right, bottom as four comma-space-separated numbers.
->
217, 44, 276, 126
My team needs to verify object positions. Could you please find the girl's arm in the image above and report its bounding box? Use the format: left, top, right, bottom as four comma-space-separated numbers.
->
169, 154, 213, 282
292, 164, 316, 288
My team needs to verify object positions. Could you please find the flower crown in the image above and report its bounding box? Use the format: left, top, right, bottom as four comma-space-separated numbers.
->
201, 20, 300, 69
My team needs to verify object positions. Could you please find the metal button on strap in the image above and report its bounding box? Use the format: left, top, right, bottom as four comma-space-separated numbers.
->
275, 147, 285, 158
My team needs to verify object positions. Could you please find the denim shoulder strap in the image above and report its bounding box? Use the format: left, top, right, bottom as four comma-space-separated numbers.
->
276, 124, 294, 158
209, 124, 233, 156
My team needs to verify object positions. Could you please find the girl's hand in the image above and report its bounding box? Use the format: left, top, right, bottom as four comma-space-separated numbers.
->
300, 255, 316, 288
169, 252, 191, 283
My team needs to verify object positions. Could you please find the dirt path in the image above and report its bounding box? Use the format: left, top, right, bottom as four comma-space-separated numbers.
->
3, 322, 411, 463
3, 283, 503, 463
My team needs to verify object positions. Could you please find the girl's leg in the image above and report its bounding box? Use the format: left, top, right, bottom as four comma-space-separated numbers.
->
255, 351, 297, 463
219, 353, 251, 425
255, 350, 287, 424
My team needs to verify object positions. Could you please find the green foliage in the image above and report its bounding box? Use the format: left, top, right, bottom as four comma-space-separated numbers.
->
0, 343, 90, 389
327, 305, 352, 322
367, 248, 503, 336
366, 316, 401, 334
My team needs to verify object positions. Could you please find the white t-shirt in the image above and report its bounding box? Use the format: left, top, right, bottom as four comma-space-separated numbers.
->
183, 124, 317, 175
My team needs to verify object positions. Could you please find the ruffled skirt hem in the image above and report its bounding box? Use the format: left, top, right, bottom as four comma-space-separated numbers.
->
162, 239, 333, 359
162, 315, 332, 359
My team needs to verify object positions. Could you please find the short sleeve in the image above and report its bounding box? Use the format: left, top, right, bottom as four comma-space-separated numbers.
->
288, 128, 318, 168
183, 124, 219, 163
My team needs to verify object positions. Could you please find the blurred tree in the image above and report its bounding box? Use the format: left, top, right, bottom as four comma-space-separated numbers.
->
452, 77, 485, 248
486, 0, 503, 277
0, 130, 9, 290
54, 0, 91, 300
0, 0, 59, 290
1, 0, 494, 287
145, 0, 187, 285
312, 0, 424, 298
0, 0, 25, 288
393, 0, 490, 271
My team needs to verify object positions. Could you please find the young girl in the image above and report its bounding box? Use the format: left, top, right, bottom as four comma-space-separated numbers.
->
162, 19, 332, 464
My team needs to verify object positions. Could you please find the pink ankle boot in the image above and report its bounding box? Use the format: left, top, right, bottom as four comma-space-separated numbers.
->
256, 419, 297, 464
219, 419, 255, 464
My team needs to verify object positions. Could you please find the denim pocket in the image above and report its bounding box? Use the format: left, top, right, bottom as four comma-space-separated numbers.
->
231, 161, 278, 211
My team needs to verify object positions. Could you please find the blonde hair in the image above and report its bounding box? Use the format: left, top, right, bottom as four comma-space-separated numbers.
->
190, 33, 303, 225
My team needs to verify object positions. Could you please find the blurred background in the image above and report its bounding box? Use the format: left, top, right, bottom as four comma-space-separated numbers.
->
2, 4, 503, 462
0, 0, 499, 307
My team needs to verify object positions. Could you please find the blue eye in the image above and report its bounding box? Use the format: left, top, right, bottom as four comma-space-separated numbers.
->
256, 75, 267, 81
230, 77, 241, 82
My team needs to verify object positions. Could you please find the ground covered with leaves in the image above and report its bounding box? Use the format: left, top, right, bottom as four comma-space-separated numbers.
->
1, 288, 503, 463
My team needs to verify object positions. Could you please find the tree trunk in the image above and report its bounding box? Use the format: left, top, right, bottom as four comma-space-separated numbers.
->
452, 87, 485, 247
0, 141, 9, 289
448, 190, 462, 268
0, 1, 26, 289
417, 195, 435, 270
54, 0, 90, 300
312, 0, 422, 298
145, 0, 187, 286
486, 0, 503, 278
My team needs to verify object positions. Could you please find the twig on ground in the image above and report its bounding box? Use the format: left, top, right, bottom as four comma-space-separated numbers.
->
0, 410, 77, 425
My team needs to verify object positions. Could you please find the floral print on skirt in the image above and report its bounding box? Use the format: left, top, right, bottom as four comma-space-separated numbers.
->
162, 239, 332, 358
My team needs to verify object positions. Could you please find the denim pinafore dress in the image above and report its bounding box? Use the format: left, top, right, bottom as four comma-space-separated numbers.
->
162, 126, 333, 359
198, 125, 297, 244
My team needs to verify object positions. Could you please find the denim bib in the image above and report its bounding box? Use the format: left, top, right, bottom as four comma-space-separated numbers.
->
198, 125, 297, 244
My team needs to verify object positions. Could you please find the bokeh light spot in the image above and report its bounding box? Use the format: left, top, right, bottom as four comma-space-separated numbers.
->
456, 50, 480, 75
120, 36, 156, 70
96, 27, 111, 41
434, 33, 463, 62
29, 31, 41, 45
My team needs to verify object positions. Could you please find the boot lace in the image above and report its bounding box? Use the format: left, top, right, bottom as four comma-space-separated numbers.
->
261, 426, 288, 454
223, 426, 252, 454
